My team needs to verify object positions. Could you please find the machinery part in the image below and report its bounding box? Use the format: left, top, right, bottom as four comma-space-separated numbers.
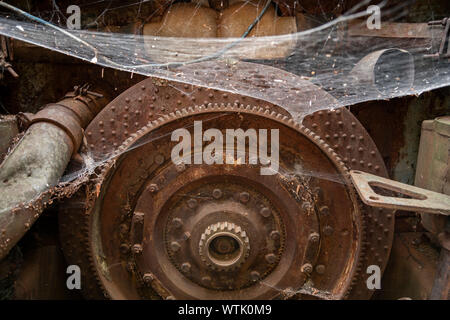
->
415, 116, 450, 234
350, 170, 450, 215
61, 103, 362, 300
425, 17, 450, 59
0, 87, 109, 260
143, 2, 297, 62
351, 49, 415, 96
60, 62, 394, 299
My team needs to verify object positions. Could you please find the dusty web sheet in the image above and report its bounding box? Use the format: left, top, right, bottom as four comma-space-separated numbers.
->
0, 0, 448, 121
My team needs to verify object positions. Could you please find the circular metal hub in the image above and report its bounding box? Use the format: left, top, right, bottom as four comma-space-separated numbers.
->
59, 63, 394, 300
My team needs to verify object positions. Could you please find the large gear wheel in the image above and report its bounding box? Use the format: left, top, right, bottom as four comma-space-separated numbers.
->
59, 61, 394, 300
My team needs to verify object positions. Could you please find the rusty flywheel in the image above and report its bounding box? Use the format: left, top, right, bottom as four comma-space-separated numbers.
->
59, 62, 394, 300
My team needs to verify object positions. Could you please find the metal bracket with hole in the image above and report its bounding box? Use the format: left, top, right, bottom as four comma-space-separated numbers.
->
350, 170, 450, 215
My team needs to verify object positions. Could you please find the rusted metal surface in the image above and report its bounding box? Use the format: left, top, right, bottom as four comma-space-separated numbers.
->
376, 232, 439, 300
430, 246, 450, 300
0, 87, 110, 260
415, 116, 450, 235
61, 104, 362, 300
350, 170, 450, 215
58, 61, 393, 300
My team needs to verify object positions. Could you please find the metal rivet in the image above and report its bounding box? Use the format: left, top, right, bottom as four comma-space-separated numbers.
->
148, 184, 158, 193
309, 232, 320, 243
315, 264, 326, 274
250, 271, 260, 281
143, 273, 154, 284
301, 263, 313, 274
239, 192, 250, 203
187, 199, 197, 208
171, 218, 183, 229
212, 189, 223, 199
170, 241, 181, 252
265, 253, 277, 264
270, 230, 280, 240
181, 262, 191, 273
132, 244, 143, 254
323, 225, 334, 236
260, 207, 271, 217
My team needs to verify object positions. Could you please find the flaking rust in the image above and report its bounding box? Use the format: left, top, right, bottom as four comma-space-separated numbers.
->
57, 67, 384, 299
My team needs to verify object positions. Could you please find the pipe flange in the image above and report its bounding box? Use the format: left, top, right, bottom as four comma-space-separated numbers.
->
199, 222, 250, 272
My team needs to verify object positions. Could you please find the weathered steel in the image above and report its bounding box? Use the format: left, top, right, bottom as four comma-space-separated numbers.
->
0, 88, 110, 260
350, 170, 450, 215
59, 61, 393, 300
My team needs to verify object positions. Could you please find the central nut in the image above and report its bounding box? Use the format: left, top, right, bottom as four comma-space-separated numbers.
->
199, 222, 250, 272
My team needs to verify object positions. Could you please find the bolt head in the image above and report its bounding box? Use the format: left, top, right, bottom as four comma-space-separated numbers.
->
187, 199, 197, 209
239, 192, 250, 203
308, 232, 320, 243
212, 189, 223, 199
319, 206, 330, 215
120, 243, 130, 254
201, 276, 212, 285
171, 218, 183, 229
260, 207, 271, 217
315, 264, 326, 274
250, 271, 260, 282
170, 241, 181, 252
323, 225, 334, 236
183, 231, 191, 240
265, 253, 277, 264
181, 262, 191, 273
301, 263, 313, 274
148, 183, 158, 193
154, 154, 164, 164
143, 273, 154, 284
270, 230, 280, 240
132, 244, 143, 254
175, 163, 186, 172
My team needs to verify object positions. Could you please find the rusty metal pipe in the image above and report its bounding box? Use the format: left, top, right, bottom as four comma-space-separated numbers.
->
0, 87, 109, 260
